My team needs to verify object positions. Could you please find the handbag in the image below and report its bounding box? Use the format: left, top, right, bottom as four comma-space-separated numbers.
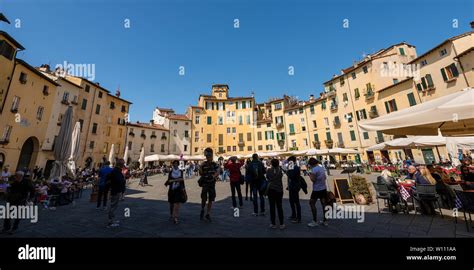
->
197, 177, 203, 187
239, 175, 245, 185
181, 189, 188, 203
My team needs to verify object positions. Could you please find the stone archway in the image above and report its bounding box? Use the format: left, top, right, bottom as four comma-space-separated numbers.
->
16, 137, 39, 171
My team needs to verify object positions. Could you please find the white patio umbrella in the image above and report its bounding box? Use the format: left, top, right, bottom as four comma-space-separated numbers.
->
139, 146, 145, 169
328, 148, 359, 154
306, 149, 329, 155
108, 144, 115, 166
49, 106, 73, 181
359, 87, 474, 136
144, 154, 161, 162
67, 121, 81, 177
123, 145, 129, 165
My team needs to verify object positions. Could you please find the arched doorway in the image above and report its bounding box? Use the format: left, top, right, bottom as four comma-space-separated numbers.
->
17, 137, 39, 171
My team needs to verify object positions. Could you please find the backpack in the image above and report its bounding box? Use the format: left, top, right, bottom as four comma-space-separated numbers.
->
250, 162, 264, 182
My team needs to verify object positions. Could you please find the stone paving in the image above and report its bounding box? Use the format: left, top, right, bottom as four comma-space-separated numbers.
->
1, 170, 473, 238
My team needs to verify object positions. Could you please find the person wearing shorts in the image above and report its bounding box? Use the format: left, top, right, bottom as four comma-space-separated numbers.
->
307, 158, 329, 227
199, 148, 219, 222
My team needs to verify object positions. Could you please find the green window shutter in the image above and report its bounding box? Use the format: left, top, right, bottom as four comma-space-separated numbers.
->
384, 102, 390, 114
450, 63, 459, 77
223, 102, 225, 110
350, 131, 356, 141
356, 111, 360, 121
407, 93, 416, 106
392, 100, 398, 111
416, 83, 422, 91
362, 109, 367, 119
326, 132, 331, 141
354, 88, 360, 98
363, 132, 369, 140
289, 124, 295, 134
207, 116, 212, 124
421, 77, 427, 90
440, 68, 448, 81
426, 74, 434, 88
399, 48, 405, 55
314, 133, 319, 142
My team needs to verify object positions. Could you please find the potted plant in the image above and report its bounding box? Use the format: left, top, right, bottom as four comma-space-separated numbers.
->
348, 175, 372, 205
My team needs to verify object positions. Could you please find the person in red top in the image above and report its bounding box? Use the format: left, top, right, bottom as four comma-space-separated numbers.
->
225, 156, 244, 209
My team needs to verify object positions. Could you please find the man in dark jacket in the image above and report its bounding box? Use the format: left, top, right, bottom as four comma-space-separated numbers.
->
2, 171, 35, 234
107, 159, 126, 227
248, 154, 266, 216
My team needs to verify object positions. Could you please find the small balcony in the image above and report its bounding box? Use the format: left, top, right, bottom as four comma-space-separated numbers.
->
312, 141, 321, 149
330, 103, 338, 112
369, 109, 379, 119
364, 90, 375, 100
61, 99, 70, 105
150, 134, 157, 139
128, 132, 135, 137
277, 139, 285, 147
238, 141, 245, 147
161, 135, 167, 140
289, 147, 298, 151
333, 118, 341, 128
325, 90, 336, 97
71, 100, 79, 105
140, 134, 147, 139
325, 139, 333, 148
337, 141, 345, 148
276, 122, 284, 129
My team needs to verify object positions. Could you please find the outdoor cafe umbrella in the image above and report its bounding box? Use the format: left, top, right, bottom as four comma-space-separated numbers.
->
67, 121, 81, 177
139, 146, 145, 169
49, 106, 73, 180
358, 87, 474, 136
108, 144, 115, 166
123, 145, 129, 165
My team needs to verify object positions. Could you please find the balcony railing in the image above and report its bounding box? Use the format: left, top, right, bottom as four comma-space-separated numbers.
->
150, 134, 157, 139
129, 132, 135, 137
330, 103, 338, 111
277, 139, 285, 147
337, 142, 345, 148
71, 100, 78, 105
289, 147, 298, 151
276, 122, 284, 129
61, 99, 70, 105
369, 110, 379, 119
161, 135, 167, 140
325, 139, 333, 148
312, 141, 321, 149
140, 134, 147, 139
364, 90, 375, 100
325, 90, 336, 97
238, 141, 245, 147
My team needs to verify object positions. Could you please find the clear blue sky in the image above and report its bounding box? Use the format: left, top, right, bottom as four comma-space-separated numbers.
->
1, 0, 473, 122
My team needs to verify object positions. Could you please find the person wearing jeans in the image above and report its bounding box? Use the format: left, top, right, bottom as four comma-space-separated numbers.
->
247, 154, 266, 216
266, 159, 285, 229
225, 157, 243, 209
97, 162, 112, 209
307, 158, 329, 227
107, 159, 126, 227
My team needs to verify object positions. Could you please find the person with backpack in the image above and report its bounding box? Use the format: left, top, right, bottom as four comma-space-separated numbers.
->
266, 159, 285, 229
224, 156, 244, 209
307, 158, 329, 227
247, 153, 266, 216
286, 156, 302, 223
198, 148, 220, 222
97, 161, 113, 210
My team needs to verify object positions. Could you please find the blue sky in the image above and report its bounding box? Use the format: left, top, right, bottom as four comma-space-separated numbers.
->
1, 0, 473, 121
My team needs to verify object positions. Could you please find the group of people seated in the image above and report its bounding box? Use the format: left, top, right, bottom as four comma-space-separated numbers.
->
376, 162, 474, 215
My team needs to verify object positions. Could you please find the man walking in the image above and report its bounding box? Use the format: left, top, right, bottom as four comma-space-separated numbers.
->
1, 171, 35, 235
199, 148, 219, 222
308, 158, 329, 227
97, 161, 113, 210
225, 156, 244, 209
107, 159, 126, 228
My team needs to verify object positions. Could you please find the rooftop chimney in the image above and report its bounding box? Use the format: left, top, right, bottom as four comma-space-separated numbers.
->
150, 120, 154, 126
38, 64, 51, 72
116, 89, 121, 97
309, 94, 314, 101
471, 21, 474, 29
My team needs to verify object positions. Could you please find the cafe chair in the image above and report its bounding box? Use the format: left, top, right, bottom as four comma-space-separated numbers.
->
454, 190, 474, 232
413, 184, 443, 218
372, 182, 393, 213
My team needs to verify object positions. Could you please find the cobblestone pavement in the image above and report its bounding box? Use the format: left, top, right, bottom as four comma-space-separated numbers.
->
1, 170, 473, 238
